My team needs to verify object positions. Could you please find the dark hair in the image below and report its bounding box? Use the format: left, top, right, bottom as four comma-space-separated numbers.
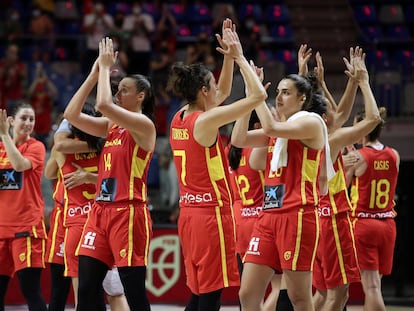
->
356, 107, 386, 142
70, 101, 104, 153
166, 62, 211, 103
303, 93, 327, 117
283, 74, 326, 117
284, 74, 312, 106
128, 74, 155, 121
228, 111, 260, 170
304, 71, 323, 96
10, 101, 33, 117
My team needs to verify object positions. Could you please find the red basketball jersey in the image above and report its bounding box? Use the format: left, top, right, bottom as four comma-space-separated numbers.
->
351, 146, 398, 218
95, 124, 152, 205
0, 138, 46, 237
170, 111, 233, 211
263, 137, 323, 214
61, 151, 99, 226
319, 154, 352, 216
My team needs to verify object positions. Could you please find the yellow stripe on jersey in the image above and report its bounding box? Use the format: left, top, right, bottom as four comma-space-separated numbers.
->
205, 146, 226, 208
311, 209, 319, 270
75, 220, 88, 257
42, 238, 46, 268
328, 169, 341, 215
215, 205, 229, 287
350, 178, 359, 217
301, 148, 321, 205
127, 204, 151, 266
331, 214, 347, 284
52, 172, 63, 199
48, 208, 62, 262
32, 225, 37, 238
328, 160, 351, 214
143, 205, 151, 266
141, 182, 147, 203
63, 228, 69, 276
205, 144, 233, 286
347, 212, 359, 266
59, 166, 70, 227
128, 205, 134, 266
26, 236, 32, 267
130, 145, 152, 201
292, 208, 304, 270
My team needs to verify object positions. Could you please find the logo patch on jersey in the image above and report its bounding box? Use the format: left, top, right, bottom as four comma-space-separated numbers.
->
284, 251, 291, 261
246, 237, 260, 255
263, 184, 285, 210
58, 242, 65, 257
0, 169, 22, 190
120, 249, 126, 258
19, 252, 26, 262
96, 178, 117, 202
81, 231, 97, 250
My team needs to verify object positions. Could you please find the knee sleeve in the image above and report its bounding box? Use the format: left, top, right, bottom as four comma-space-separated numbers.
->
102, 267, 124, 297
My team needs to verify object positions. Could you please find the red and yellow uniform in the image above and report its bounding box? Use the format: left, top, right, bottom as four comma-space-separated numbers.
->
228, 147, 264, 257
244, 138, 322, 272
351, 146, 398, 275
45, 177, 66, 265
62, 151, 99, 277
78, 124, 153, 268
313, 155, 360, 290
170, 111, 240, 295
0, 138, 46, 276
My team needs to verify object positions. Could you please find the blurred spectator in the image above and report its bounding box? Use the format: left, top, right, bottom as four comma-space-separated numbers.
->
154, 3, 178, 53
28, 5, 55, 62
27, 62, 58, 148
122, 1, 155, 75
0, 8, 23, 45
110, 9, 130, 51
82, 0, 114, 74
0, 43, 27, 111
27, 48, 52, 86
150, 39, 173, 93
211, 3, 239, 35
156, 138, 179, 221
238, 11, 269, 66
154, 87, 170, 136
185, 31, 214, 65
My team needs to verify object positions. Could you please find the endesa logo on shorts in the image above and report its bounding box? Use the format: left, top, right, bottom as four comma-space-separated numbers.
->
241, 206, 262, 217
179, 192, 213, 204
318, 206, 332, 217
68, 201, 92, 217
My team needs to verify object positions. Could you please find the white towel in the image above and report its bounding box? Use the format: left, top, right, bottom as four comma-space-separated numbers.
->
270, 111, 335, 193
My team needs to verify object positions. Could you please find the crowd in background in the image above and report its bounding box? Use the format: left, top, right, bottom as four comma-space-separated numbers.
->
0, 0, 291, 223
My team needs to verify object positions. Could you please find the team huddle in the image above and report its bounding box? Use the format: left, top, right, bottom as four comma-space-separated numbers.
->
0, 18, 399, 311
